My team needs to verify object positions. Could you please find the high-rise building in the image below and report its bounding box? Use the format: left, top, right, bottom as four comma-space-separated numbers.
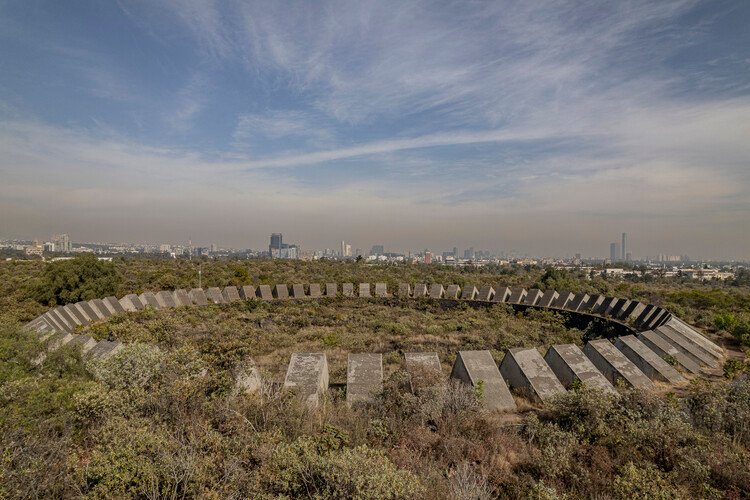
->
424, 251, 432, 264
453, 246, 458, 257
52, 233, 71, 252
270, 233, 283, 254
609, 242, 619, 262
370, 245, 384, 256
621, 233, 628, 260
464, 247, 475, 260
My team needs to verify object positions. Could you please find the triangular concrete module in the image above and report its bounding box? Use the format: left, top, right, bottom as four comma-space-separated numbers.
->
538, 290, 559, 307
476, 285, 495, 301
292, 284, 307, 299
637, 330, 701, 375
544, 344, 616, 394
445, 284, 461, 299
413, 283, 428, 298
346, 353, 383, 406
188, 288, 209, 305
374, 283, 389, 297
309, 284, 322, 298
584, 339, 654, 389
450, 350, 516, 412
359, 283, 371, 297
461, 286, 478, 300
492, 286, 511, 302
500, 347, 566, 403
397, 283, 411, 297
325, 283, 338, 297
274, 284, 289, 300
222, 286, 241, 302
615, 335, 686, 384
284, 353, 329, 409
205, 287, 225, 304
429, 284, 445, 299
405, 352, 442, 393
237, 285, 256, 301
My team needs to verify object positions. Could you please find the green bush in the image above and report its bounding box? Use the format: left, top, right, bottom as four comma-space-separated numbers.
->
261, 435, 424, 499
31, 254, 121, 306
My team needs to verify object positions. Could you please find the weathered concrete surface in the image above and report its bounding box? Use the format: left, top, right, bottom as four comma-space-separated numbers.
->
634, 304, 657, 327
76, 301, 98, 322
205, 287, 225, 304
538, 290, 559, 308
88, 299, 111, 320
551, 291, 575, 309
397, 283, 411, 297
429, 284, 445, 299
639, 307, 665, 329
615, 335, 686, 384
347, 353, 383, 406
413, 283, 428, 298
325, 283, 338, 297
88, 340, 123, 359
584, 339, 654, 389
53, 307, 76, 330
492, 286, 511, 302
565, 293, 590, 312
507, 288, 527, 304
42, 313, 67, 333
104, 296, 127, 315
64, 304, 88, 326
274, 284, 290, 300
521, 289, 543, 306
577, 295, 603, 313
500, 348, 566, 403
591, 297, 616, 315
637, 330, 701, 375
544, 344, 616, 394
618, 301, 645, 321
342, 283, 355, 297
450, 350, 516, 412
172, 289, 192, 306
477, 285, 495, 301
222, 286, 241, 303
461, 286, 479, 300
292, 284, 307, 299
238, 285, 257, 301
156, 290, 178, 308
257, 285, 273, 300
375, 283, 389, 298
120, 294, 143, 311
653, 326, 719, 368
650, 310, 673, 330
445, 284, 461, 299
284, 353, 329, 408
405, 352, 443, 393
231, 359, 261, 395
608, 299, 631, 318
664, 317, 723, 358
359, 283, 372, 298
69, 334, 97, 354
139, 292, 163, 309
189, 288, 209, 305
309, 284, 323, 298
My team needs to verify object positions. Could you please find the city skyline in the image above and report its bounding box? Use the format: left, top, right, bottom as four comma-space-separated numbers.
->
1, 2, 749, 260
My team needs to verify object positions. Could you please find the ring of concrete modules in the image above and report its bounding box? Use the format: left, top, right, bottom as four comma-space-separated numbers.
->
26, 283, 724, 412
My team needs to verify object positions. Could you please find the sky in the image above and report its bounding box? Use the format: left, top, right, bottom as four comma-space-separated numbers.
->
1, 0, 749, 260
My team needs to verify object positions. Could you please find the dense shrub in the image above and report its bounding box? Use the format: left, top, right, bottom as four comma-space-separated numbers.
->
32, 254, 121, 306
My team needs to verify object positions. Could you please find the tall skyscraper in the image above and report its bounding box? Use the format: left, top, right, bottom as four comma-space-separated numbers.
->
621, 232, 628, 260
610, 242, 619, 262
270, 233, 283, 253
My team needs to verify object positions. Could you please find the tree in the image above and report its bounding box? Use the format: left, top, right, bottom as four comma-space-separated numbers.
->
32, 254, 121, 306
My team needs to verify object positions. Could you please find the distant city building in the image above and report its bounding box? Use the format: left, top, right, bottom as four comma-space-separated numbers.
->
210, 243, 217, 253
610, 242, 620, 262
622, 232, 628, 260
51, 233, 71, 252
371, 245, 384, 256
159, 244, 171, 253
269, 233, 299, 259
43, 242, 55, 252
464, 247, 475, 260
424, 251, 432, 264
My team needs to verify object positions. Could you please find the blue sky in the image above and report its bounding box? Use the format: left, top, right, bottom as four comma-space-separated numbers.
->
1, 0, 749, 259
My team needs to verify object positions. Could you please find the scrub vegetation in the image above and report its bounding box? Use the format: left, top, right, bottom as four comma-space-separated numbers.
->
1, 256, 750, 498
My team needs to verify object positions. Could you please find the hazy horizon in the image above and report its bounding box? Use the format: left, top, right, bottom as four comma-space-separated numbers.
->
2, 1, 749, 260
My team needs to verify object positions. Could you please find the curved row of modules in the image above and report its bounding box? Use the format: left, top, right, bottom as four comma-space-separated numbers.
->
24, 282, 725, 409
